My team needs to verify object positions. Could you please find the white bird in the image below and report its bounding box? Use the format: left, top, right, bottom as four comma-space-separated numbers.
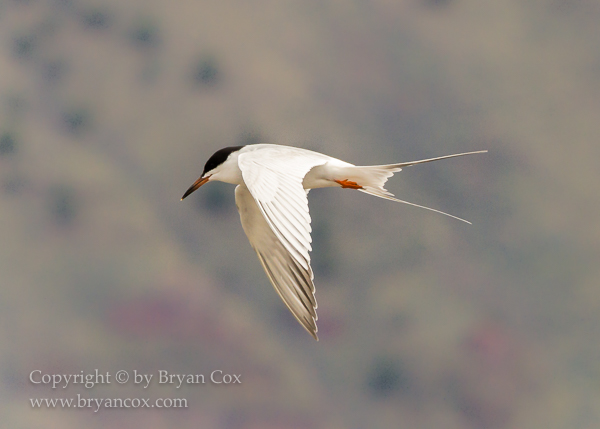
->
181, 144, 486, 340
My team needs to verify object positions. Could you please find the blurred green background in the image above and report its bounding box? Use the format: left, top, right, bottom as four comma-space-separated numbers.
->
2, 0, 599, 428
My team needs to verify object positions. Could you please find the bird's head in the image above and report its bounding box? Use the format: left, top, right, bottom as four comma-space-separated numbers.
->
181, 145, 245, 200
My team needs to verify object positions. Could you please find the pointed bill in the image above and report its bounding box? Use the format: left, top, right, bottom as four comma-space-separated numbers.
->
181, 175, 211, 200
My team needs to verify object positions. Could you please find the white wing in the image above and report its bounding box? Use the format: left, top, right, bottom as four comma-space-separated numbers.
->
236, 147, 327, 339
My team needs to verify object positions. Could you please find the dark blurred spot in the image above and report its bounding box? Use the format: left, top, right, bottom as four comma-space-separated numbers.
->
443, 375, 510, 428
42, 59, 66, 83
367, 358, 412, 398
192, 57, 220, 86
49, 186, 77, 226
456, 391, 508, 428
3, 177, 25, 195
13, 34, 36, 59
311, 221, 336, 278
423, 0, 451, 7
62, 107, 91, 135
82, 8, 112, 29
196, 182, 233, 214
0, 132, 16, 156
130, 20, 160, 48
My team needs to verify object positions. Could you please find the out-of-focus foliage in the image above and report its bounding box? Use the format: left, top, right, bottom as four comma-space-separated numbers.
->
0, 131, 16, 156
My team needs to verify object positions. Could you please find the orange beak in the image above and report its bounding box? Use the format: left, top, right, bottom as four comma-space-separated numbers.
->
181, 175, 211, 200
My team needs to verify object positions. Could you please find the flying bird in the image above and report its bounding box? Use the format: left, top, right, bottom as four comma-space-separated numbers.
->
181, 144, 486, 340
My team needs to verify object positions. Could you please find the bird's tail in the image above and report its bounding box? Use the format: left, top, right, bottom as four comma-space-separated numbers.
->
346, 150, 487, 224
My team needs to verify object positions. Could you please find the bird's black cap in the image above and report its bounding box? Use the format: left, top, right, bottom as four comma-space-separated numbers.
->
201, 145, 245, 177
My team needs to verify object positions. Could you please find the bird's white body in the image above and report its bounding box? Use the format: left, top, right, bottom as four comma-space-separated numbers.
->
208, 144, 352, 189
182, 143, 486, 340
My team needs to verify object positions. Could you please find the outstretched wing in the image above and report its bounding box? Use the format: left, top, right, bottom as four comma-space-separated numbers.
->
236, 148, 327, 339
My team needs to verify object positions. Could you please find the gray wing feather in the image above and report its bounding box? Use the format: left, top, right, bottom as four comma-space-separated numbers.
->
235, 184, 318, 340
235, 148, 330, 339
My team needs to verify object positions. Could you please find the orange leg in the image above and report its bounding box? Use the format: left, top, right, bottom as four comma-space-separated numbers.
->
335, 179, 363, 189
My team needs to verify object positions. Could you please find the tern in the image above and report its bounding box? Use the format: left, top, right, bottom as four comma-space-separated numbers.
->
181, 144, 486, 340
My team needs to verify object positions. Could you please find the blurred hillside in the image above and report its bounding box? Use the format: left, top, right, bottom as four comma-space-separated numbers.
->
1, 0, 600, 428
